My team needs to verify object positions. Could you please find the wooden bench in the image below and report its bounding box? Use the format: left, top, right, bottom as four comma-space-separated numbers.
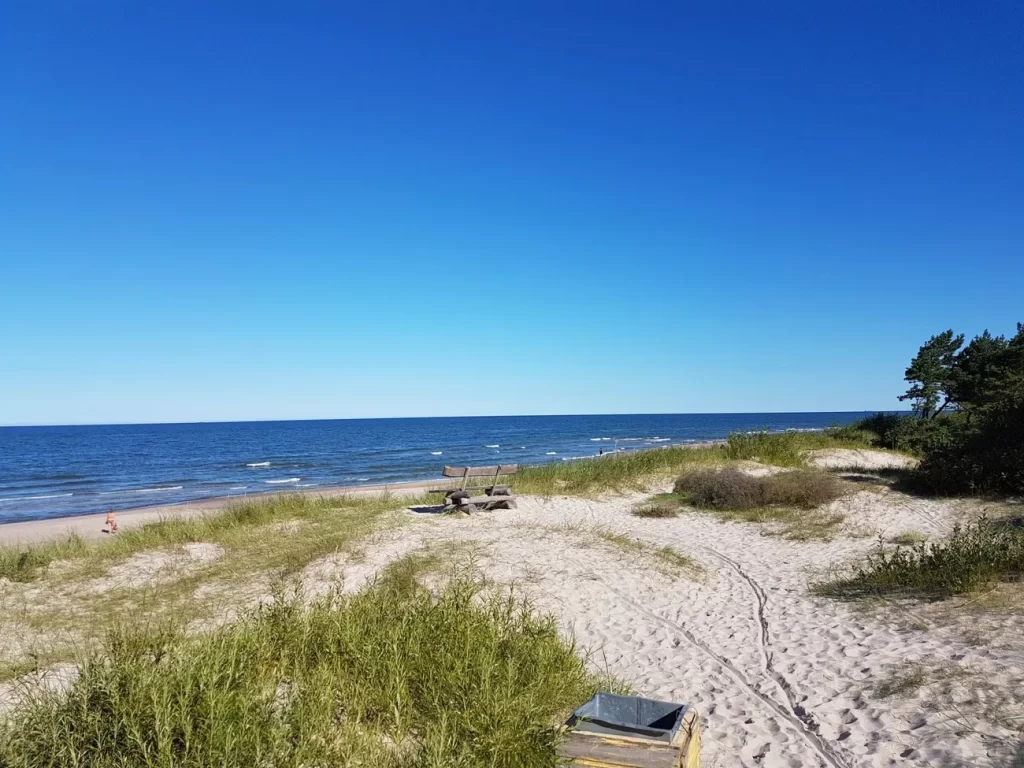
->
433, 464, 518, 512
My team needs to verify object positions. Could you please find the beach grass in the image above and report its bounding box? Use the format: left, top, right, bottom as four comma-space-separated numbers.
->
659, 467, 848, 540
0, 493, 417, 584
514, 429, 875, 497
813, 518, 1024, 598
0, 571, 603, 767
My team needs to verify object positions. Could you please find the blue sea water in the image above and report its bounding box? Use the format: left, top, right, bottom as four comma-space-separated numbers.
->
0, 413, 877, 523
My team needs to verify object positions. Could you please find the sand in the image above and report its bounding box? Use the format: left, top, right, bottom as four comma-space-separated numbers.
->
284, 474, 1021, 766
3, 450, 1023, 766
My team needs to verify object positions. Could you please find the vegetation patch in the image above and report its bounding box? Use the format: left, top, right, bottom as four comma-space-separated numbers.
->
632, 494, 683, 518
0, 493, 412, 584
674, 468, 844, 511
0, 575, 602, 768
587, 528, 702, 579
724, 430, 872, 467
663, 468, 847, 540
814, 518, 1024, 598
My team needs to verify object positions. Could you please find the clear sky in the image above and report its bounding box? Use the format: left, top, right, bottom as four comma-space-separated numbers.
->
1, 3, 1021, 426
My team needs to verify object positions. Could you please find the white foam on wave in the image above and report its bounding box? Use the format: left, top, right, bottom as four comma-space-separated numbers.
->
590, 437, 613, 441
545, 451, 557, 455
647, 438, 671, 443
485, 444, 500, 448
296, 483, 318, 487
357, 478, 370, 482
246, 462, 271, 467
0, 492, 75, 502
229, 486, 248, 490
265, 478, 300, 485
430, 451, 443, 455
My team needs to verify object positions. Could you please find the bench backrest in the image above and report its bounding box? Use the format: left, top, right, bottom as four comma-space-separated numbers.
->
442, 464, 518, 490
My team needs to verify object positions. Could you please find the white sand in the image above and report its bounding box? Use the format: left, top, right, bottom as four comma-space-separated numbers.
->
305, 488, 1023, 768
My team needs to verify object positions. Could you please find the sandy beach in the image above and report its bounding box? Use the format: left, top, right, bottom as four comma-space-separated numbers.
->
0, 478, 446, 546
3, 449, 1023, 767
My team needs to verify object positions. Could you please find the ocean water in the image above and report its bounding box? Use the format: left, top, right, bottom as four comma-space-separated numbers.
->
0, 413, 876, 523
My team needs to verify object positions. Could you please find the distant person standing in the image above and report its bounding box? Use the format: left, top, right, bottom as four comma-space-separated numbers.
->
104, 509, 118, 534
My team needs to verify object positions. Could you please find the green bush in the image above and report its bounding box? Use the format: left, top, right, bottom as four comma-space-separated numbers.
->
0, 576, 600, 768
674, 468, 843, 510
814, 518, 1024, 598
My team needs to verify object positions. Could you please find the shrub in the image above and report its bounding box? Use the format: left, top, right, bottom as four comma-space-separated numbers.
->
674, 468, 843, 511
0, 575, 601, 767
813, 518, 1024, 598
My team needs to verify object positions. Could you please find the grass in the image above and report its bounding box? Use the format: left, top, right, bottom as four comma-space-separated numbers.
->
0, 571, 604, 767
674, 468, 845, 510
813, 518, 1024, 598
592, 528, 703, 578
643, 468, 847, 540
513, 428, 881, 498
0, 493, 415, 584
632, 493, 683, 518
0, 493, 424, 678
872, 665, 929, 698
889, 530, 928, 546
724, 429, 873, 467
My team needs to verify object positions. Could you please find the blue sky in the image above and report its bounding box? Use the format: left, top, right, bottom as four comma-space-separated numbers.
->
1, 3, 1021, 425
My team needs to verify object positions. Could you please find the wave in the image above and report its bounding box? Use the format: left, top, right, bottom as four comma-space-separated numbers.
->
265, 478, 300, 484
647, 438, 671, 443
228, 486, 248, 490
430, 451, 443, 455
590, 437, 613, 441
246, 462, 271, 467
357, 478, 370, 482
100, 486, 183, 495
545, 451, 557, 455
0, 492, 74, 503
485, 444, 500, 448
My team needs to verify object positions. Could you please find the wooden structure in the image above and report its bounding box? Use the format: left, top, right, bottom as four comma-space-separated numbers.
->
557, 693, 700, 768
433, 464, 517, 512
557, 708, 700, 767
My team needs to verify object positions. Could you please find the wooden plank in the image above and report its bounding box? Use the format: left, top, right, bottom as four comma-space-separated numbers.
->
442, 464, 518, 478
557, 731, 679, 767
464, 495, 516, 505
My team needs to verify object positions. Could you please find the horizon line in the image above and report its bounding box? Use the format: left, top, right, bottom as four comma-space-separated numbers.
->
0, 409, 904, 429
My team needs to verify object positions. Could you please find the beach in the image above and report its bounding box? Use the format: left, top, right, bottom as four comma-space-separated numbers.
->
3, 446, 1023, 767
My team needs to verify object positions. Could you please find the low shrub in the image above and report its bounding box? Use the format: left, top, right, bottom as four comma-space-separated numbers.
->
0, 575, 601, 767
813, 518, 1024, 598
673, 468, 843, 511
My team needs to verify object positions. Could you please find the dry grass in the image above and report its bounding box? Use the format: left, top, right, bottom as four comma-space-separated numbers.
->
674, 468, 844, 511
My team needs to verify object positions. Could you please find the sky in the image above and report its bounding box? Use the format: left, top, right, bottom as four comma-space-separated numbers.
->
1, 3, 1022, 426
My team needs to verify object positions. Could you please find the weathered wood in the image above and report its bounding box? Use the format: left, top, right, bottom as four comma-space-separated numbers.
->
464, 494, 516, 505
557, 731, 678, 767
557, 709, 700, 768
442, 465, 518, 478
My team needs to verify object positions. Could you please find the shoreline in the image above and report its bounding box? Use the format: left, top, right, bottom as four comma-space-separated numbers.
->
0, 478, 447, 546
0, 440, 730, 546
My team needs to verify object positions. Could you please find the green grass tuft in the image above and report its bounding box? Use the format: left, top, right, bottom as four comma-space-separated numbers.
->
0, 575, 603, 768
813, 518, 1024, 598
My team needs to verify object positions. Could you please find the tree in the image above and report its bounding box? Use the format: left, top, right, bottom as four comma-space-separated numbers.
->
899, 330, 964, 418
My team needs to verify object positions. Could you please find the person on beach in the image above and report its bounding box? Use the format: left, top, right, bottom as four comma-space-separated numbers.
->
104, 509, 118, 533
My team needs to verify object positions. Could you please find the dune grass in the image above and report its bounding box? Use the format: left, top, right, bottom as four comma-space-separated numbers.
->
635, 468, 848, 541
514, 429, 876, 497
725, 428, 873, 467
0, 569, 603, 768
814, 518, 1024, 598
0, 493, 416, 584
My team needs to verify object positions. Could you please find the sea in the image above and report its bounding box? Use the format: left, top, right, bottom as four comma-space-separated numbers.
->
0, 412, 877, 523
